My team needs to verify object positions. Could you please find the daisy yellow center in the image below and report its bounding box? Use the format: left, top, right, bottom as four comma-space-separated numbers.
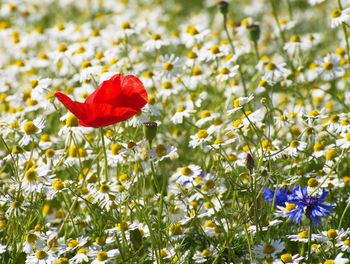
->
220, 67, 230, 74
201, 249, 211, 257
77, 248, 88, 254
290, 140, 299, 148
210, 45, 220, 54
26, 233, 37, 243
181, 166, 192, 175
12, 201, 22, 208
169, 223, 182, 235
204, 179, 215, 190
52, 179, 64, 190
259, 79, 267, 87
120, 21, 131, 29
99, 184, 109, 193
30, 80, 39, 88
341, 119, 350, 125
117, 221, 129, 231
197, 129, 208, 139
81, 60, 91, 68
346, 132, 350, 141
213, 118, 222, 125
176, 106, 185, 112
192, 67, 202, 75
187, 51, 198, 59
308, 110, 319, 117
204, 220, 215, 228
323, 61, 333, 71
324, 260, 334, 264
155, 144, 167, 157
163, 62, 174, 71
299, 230, 308, 239
325, 149, 337, 160
344, 239, 350, 246
326, 229, 337, 238
186, 25, 199, 35
45, 149, 55, 158
35, 250, 48, 259
24, 121, 38, 135
344, 176, 350, 185
200, 110, 211, 119
111, 144, 122, 155
233, 98, 241, 108
97, 251, 108, 261
159, 249, 168, 258
151, 33, 161, 40
67, 239, 79, 247
285, 203, 296, 212
66, 114, 78, 127
162, 81, 172, 89
280, 253, 293, 263
290, 34, 300, 43
331, 9, 341, 18
263, 244, 275, 254
330, 114, 339, 123
307, 178, 318, 187
214, 138, 224, 145
58, 43, 68, 52
25, 168, 37, 182
266, 62, 276, 71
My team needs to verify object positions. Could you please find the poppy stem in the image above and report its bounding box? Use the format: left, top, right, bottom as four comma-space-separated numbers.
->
100, 128, 109, 181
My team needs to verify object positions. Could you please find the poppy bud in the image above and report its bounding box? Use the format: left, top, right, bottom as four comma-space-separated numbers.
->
245, 153, 255, 173
143, 121, 157, 145
248, 24, 260, 43
218, 1, 229, 16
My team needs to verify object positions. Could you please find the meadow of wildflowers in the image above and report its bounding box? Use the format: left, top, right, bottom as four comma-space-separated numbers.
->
1, 0, 350, 263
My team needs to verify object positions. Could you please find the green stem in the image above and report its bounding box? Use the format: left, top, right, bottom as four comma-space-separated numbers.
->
307, 220, 313, 263
100, 128, 109, 181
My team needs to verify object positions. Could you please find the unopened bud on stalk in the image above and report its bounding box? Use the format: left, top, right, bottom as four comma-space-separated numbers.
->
248, 24, 260, 43
245, 153, 255, 173
218, 1, 229, 16
143, 121, 158, 145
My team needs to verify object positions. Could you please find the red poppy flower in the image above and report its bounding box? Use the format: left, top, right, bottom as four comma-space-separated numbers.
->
54, 74, 148, 128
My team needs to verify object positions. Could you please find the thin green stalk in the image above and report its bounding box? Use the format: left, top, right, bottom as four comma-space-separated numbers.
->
99, 127, 109, 181
307, 221, 313, 263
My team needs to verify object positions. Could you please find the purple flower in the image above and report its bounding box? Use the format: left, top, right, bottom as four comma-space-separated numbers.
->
287, 186, 333, 225
263, 187, 290, 206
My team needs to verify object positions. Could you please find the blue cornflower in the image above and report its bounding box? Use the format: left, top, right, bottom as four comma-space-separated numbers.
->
287, 185, 333, 225
263, 187, 290, 206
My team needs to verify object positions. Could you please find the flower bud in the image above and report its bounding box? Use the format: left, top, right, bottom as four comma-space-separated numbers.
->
218, 1, 229, 16
248, 24, 260, 43
143, 121, 158, 145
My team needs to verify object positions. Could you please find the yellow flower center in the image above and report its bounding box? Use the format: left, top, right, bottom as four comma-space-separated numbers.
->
163, 62, 174, 71
176, 106, 184, 112
66, 114, 78, 127
290, 34, 301, 43
151, 33, 161, 40
67, 239, 79, 248
331, 9, 341, 18
325, 149, 337, 160
30, 80, 39, 88
97, 251, 108, 261
280, 253, 293, 263
81, 61, 91, 69
99, 184, 109, 193
323, 61, 333, 71
307, 178, 318, 187
344, 239, 350, 246
210, 45, 220, 54
181, 166, 192, 176
299, 230, 308, 239
266, 62, 276, 71
12, 201, 22, 208
344, 176, 350, 185
58, 43, 68, 52
204, 220, 216, 228
346, 132, 350, 141
187, 51, 198, 59
201, 249, 211, 257
162, 81, 172, 89
120, 21, 131, 29
186, 25, 199, 35
197, 129, 208, 139
326, 229, 337, 239
200, 110, 211, 119
169, 223, 182, 235
159, 249, 168, 258
262, 244, 276, 254
52, 179, 64, 190
77, 248, 88, 254
285, 203, 296, 212
308, 110, 319, 117
155, 144, 167, 157
220, 67, 230, 74
24, 121, 38, 135
324, 260, 334, 264
111, 143, 122, 155
290, 140, 300, 148
25, 168, 37, 182
214, 138, 224, 145
35, 250, 48, 259
26, 233, 37, 243
45, 148, 55, 158
117, 221, 129, 231
330, 114, 340, 123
